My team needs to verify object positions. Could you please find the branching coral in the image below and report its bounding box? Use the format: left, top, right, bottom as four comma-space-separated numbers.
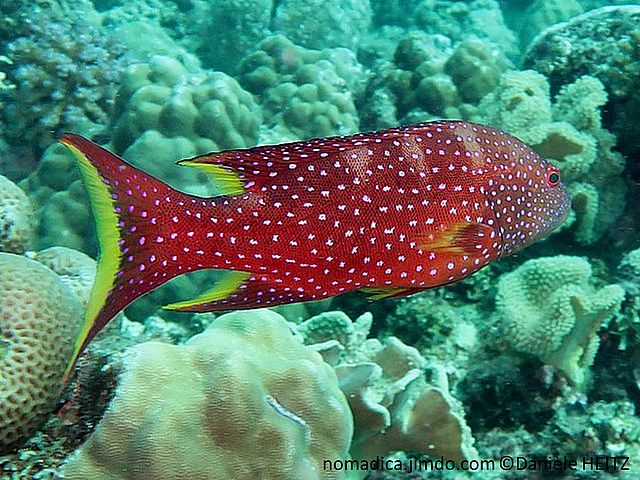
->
495, 256, 624, 385
63, 309, 353, 479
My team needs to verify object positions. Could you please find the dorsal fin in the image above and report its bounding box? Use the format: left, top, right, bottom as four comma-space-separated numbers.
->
175, 128, 416, 190
163, 272, 325, 312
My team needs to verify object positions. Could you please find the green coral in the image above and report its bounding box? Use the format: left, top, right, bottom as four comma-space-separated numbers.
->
63, 309, 353, 480
495, 256, 624, 385
475, 71, 626, 244
110, 54, 261, 191
238, 35, 361, 142
361, 33, 511, 129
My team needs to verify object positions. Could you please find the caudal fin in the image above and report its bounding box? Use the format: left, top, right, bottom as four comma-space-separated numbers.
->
59, 134, 194, 385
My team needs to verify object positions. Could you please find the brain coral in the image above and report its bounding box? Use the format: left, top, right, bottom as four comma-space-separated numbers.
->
63, 309, 353, 480
237, 35, 361, 142
495, 256, 624, 385
0, 174, 34, 254
33, 246, 96, 308
0, 252, 82, 452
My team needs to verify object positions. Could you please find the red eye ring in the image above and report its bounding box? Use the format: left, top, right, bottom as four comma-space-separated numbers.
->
546, 168, 561, 187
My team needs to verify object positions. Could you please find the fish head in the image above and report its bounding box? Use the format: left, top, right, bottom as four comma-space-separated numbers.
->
481, 133, 571, 257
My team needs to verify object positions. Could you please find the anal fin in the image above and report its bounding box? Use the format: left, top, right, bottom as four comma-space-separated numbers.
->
360, 287, 426, 301
163, 271, 321, 312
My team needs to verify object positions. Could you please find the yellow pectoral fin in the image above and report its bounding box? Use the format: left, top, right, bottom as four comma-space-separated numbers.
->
177, 159, 245, 196
163, 270, 252, 311
417, 221, 495, 255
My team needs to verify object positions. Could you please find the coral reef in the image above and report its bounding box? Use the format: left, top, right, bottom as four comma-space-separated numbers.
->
191, 0, 273, 73
272, 0, 372, 51
63, 309, 353, 479
495, 256, 624, 385
0, 252, 82, 452
474, 70, 626, 244
110, 54, 261, 192
0, 9, 129, 162
298, 311, 476, 462
523, 5, 640, 163
237, 35, 362, 142
0, 174, 34, 253
360, 32, 511, 129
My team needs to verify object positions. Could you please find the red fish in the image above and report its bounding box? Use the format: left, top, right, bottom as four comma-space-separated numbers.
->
60, 121, 570, 382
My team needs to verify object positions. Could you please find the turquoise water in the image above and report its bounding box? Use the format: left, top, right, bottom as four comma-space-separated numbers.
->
1, 1, 639, 478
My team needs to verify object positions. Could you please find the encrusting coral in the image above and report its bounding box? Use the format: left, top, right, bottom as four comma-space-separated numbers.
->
0, 173, 34, 253
0, 252, 82, 453
297, 311, 477, 462
62, 309, 353, 480
495, 256, 624, 385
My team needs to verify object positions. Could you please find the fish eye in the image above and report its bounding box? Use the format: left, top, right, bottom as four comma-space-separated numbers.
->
546, 168, 560, 187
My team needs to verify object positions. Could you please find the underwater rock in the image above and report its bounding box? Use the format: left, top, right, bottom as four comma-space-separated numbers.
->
0, 252, 82, 453
62, 309, 353, 480
495, 256, 624, 386
0, 173, 34, 254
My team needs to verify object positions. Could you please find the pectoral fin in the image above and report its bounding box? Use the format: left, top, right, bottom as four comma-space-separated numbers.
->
416, 221, 496, 255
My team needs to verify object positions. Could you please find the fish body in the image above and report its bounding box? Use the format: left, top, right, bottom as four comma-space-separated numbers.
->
60, 121, 570, 382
